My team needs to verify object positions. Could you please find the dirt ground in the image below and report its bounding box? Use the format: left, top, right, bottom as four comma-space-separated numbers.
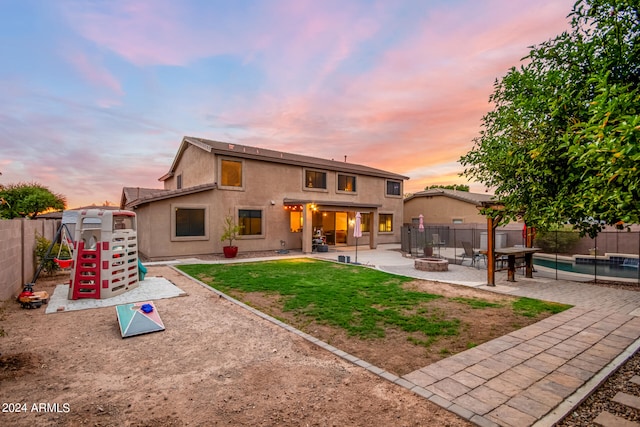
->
0, 266, 474, 427
234, 278, 549, 377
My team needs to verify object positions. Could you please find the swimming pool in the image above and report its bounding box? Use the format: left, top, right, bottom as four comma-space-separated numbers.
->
533, 257, 640, 280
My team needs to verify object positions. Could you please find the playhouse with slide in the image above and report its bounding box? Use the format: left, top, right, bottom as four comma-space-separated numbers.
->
67, 209, 143, 300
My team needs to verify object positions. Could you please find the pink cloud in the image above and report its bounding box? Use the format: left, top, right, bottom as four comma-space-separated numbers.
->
219, 0, 573, 186
51, 0, 576, 205
61, 0, 388, 86
64, 49, 124, 99
61, 0, 217, 66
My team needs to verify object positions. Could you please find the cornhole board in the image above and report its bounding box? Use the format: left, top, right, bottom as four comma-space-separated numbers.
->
116, 300, 165, 338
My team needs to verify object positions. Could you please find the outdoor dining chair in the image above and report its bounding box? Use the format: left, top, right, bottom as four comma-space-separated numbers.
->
432, 234, 445, 256
460, 241, 485, 268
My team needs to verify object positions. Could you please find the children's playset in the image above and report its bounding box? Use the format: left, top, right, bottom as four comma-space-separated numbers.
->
67, 209, 140, 300
23, 209, 163, 337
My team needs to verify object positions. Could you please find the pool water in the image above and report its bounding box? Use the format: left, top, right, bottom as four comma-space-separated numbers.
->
533, 257, 640, 280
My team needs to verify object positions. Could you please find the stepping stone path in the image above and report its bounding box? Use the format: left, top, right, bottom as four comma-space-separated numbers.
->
592, 375, 640, 427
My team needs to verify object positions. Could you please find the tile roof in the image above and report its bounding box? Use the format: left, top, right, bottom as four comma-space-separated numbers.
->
121, 184, 216, 209
404, 188, 495, 205
160, 136, 409, 182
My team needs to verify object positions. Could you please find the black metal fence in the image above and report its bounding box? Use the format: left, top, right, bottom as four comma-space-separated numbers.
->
533, 230, 640, 284
401, 225, 640, 284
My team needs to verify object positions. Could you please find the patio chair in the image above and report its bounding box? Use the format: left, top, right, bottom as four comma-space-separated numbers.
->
432, 234, 445, 247
432, 234, 445, 256
460, 241, 484, 268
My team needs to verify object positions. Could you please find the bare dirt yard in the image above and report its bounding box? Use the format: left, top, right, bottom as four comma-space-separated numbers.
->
0, 263, 558, 427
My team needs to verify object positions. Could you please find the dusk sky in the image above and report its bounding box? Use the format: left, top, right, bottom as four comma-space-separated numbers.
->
1, 0, 576, 209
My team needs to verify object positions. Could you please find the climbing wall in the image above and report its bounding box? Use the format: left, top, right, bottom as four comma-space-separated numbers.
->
68, 209, 140, 300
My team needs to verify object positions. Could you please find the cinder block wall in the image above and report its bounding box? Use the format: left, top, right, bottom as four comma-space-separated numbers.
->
0, 220, 23, 300
0, 219, 59, 301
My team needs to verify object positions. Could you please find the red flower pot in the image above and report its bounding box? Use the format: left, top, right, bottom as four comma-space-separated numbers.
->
223, 246, 238, 258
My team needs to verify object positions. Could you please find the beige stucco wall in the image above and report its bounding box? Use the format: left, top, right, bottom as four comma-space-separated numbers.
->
136, 151, 404, 259
404, 196, 485, 225
164, 144, 216, 190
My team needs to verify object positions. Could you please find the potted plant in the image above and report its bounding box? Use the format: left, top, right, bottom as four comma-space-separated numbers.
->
423, 242, 433, 257
220, 213, 243, 258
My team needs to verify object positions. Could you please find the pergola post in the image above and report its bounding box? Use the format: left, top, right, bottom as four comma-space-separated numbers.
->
487, 215, 496, 286
479, 201, 504, 287
525, 226, 535, 248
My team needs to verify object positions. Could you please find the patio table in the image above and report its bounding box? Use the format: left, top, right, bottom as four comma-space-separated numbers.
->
494, 247, 540, 282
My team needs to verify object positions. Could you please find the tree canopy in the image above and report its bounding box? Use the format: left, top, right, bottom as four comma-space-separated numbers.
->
460, 0, 639, 237
0, 182, 66, 219
425, 184, 470, 192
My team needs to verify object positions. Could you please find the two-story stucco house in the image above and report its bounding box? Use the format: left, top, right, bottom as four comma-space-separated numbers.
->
121, 137, 408, 260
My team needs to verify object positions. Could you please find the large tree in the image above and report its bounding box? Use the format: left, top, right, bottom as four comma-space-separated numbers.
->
460, 0, 639, 237
0, 182, 66, 219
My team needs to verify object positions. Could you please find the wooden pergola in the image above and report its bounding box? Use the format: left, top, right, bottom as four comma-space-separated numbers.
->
480, 201, 537, 286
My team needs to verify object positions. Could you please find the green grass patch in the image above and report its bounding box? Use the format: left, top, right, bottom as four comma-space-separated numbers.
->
450, 297, 503, 309
179, 258, 454, 339
178, 259, 572, 346
512, 297, 571, 317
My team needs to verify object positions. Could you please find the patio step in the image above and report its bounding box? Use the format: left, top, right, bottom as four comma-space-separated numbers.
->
592, 387, 640, 427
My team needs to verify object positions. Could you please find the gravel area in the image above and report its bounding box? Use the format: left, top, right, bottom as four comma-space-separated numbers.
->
589, 280, 640, 292
557, 348, 640, 426
553, 278, 640, 426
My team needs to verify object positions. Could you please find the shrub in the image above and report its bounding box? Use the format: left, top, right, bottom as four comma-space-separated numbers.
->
534, 226, 580, 254
35, 233, 70, 276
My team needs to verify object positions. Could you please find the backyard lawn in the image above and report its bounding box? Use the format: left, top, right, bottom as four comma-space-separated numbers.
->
179, 258, 570, 375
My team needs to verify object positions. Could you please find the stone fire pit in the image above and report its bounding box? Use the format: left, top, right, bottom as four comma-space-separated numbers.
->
414, 257, 448, 272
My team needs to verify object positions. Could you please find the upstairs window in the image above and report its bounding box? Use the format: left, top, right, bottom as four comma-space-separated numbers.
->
221, 159, 243, 188
337, 174, 357, 192
176, 174, 183, 190
386, 180, 402, 196
305, 170, 327, 189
